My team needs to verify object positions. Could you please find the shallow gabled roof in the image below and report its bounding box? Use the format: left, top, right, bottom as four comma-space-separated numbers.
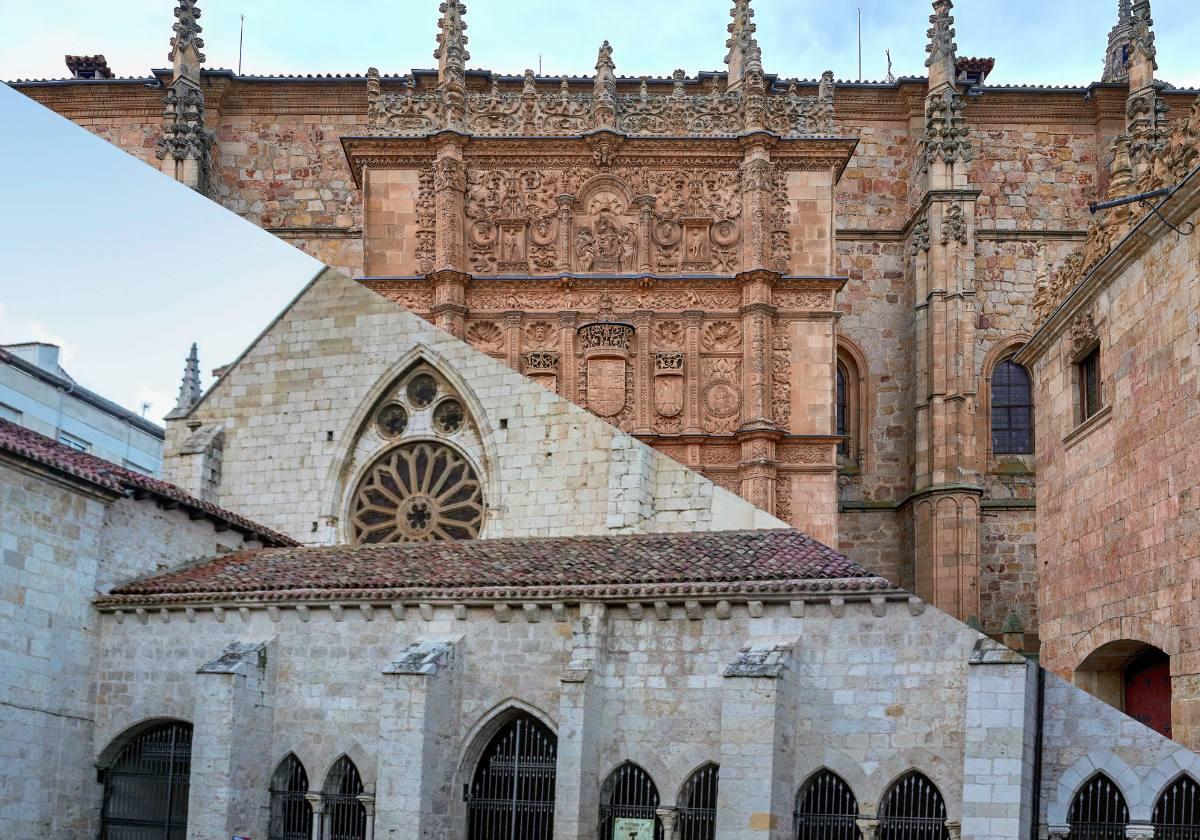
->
98, 528, 886, 606
0, 418, 296, 547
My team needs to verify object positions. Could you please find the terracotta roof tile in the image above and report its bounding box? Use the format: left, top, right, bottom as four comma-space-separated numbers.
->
0, 419, 296, 547
100, 529, 887, 606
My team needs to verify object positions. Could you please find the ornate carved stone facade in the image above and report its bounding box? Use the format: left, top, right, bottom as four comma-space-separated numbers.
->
16, 0, 1200, 648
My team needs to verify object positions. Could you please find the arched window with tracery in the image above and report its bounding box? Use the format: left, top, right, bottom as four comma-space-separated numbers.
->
598, 762, 663, 840
677, 763, 719, 840
466, 712, 558, 840
990, 357, 1032, 455
348, 363, 486, 543
99, 721, 192, 840
878, 771, 948, 840
793, 769, 861, 839
269, 754, 312, 840
1154, 774, 1200, 838
321, 756, 367, 840
1068, 773, 1129, 840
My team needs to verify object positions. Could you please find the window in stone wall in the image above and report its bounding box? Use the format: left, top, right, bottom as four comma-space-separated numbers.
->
793, 769, 861, 839
466, 712, 557, 840
836, 363, 849, 457
1079, 347, 1102, 422
269, 754, 312, 840
677, 763, 719, 840
99, 721, 192, 840
1068, 773, 1129, 839
599, 762, 663, 840
321, 756, 367, 840
991, 358, 1033, 454
878, 771, 948, 840
835, 342, 868, 468
1153, 774, 1200, 838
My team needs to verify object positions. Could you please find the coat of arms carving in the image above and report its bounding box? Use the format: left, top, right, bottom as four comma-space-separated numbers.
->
653, 352, 685, 418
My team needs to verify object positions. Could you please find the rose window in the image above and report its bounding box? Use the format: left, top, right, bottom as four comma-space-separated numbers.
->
350, 441, 484, 543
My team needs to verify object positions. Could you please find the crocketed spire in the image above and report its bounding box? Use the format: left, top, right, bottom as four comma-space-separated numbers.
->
166, 343, 202, 419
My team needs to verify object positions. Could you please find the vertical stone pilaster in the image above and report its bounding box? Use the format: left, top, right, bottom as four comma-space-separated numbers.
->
634, 310, 654, 434
683, 310, 704, 435
715, 641, 798, 840
961, 638, 1037, 840
559, 310, 579, 400
505, 311, 523, 372
428, 269, 470, 339
737, 270, 778, 432
433, 140, 467, 272
557, 195, 575, 272
375, 638, 462, 840
553, 603, 608, 840
635, 196, 656, 274
186, 641, 272, 840
739, 147, 774, 271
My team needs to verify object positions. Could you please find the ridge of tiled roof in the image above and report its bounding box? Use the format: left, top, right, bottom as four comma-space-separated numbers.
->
99, 529, 886, 606
0, 418, 296, 547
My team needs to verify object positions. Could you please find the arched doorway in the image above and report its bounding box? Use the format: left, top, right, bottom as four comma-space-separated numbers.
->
1068, 773, 1129, 839
598, 762, 662, 840
269, 754, 312, 840
99, 720, 192, 840
321, 756, 367, 840
878, 771, 948, 840
1075, 640, 1172, 739
465, 712, 557, 840
793, 769, 861, 839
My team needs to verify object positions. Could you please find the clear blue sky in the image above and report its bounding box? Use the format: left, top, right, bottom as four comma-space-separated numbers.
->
0, 84, 321, 423
2, 0, 1198, 88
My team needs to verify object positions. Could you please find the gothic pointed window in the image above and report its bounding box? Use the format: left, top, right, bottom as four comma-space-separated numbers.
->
348, 364, 486, 543
1068, 773, 1129, 839
1153, 775, 1200, 838
677, 763, 719, 840
598, 762, 663, 840
466, 712, 558, 840
794, 770, 861, 839
836, 364, 849, 457
99, 721, 192, 840
269, 754, 312, 840
990, 358, 1032, 455
322, 756, 367, 840
878, 771, 948, 840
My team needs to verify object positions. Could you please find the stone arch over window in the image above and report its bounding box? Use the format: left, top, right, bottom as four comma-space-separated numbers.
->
877, 770, 948, 839
340, 355, 491, 543
676, 762, 719, 840
1153, 773, 1200, 834
599, 761, 663, 840
1075, 639, 1174, 740
269, 753, 312, 840
465, 711, 558, 840
99, 719, 193, 840
835, 336, 870, 470
1068, 773, 1130, 838
979, 335, 1032, 468
319, 755, 368, 840
793, 768, 861, 839
1047, 752, 1142, 827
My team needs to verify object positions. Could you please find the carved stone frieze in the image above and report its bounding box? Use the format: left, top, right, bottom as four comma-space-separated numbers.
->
779, 444, 828, 465
771, 320, 791, 426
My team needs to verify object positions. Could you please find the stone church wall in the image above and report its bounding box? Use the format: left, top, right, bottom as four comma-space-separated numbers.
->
0, 457, 261, 840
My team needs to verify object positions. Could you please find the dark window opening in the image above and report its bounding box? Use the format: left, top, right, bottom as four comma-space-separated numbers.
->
677, 764, 719, 840
1079, 348, 1102, 421
322, 756, 366, 840
466, 712, 557, 840
598, 762, 663, 840
1068, 773, 1129, 840
836, 364, 849, 457
100, 721, 192, 840
991, 358, 1033, 455
878, 772, 948, 840
269, 754, 312, 840
794, 769, 861, 840
1154, 774, 1200, 839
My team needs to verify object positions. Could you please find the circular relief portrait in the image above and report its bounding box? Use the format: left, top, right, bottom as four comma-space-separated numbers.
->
350, 441, 484, 543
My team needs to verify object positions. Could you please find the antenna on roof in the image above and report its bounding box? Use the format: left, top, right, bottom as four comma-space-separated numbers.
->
141, 401, 151, 418
857, 9, 863, 83
238, 13, 245, 75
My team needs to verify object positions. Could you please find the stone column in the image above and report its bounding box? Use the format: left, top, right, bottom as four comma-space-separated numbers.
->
433, 139, 467, 272
557, 195, 575, 272
634, 310, 654, 434
960, 638, 1036, 840
505, 311, 523, 372
657, 806, 679, 840
306, 792, 324, 840
553, 603, 608, 839
636, 196, 656, 274
358, 795, 377, 840
737, 270, 778, 432
738, 147, 774, 271
715, 641, 799, 840
186, 641, 272, 840
559, 311, 580, 403
683, 310, 704, 435
429, 269, 470, 339
375, 639, 462, 840
856, 818, 880, 840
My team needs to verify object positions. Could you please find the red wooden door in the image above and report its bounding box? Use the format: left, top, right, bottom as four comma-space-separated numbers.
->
1125, 649, 1172, 739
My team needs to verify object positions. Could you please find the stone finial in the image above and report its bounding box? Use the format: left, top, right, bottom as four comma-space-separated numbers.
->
168, 0, 205, 83
1127, 0, 1157, 90
724, 0, 758, 90
1102, 0, 1135, 83
924, 0, 957, 90
166, 343, 202, 419
434, 1, 470, 86
592, 40, 617, 129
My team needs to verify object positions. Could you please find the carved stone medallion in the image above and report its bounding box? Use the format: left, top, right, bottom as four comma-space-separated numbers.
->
653, 351, 685, 418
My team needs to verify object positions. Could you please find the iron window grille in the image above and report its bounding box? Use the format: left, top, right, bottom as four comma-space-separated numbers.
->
677, 763, 719, 840
1154, 775, 1200, 839
269, 754, 313, 840
320, 756, 367, 840
465, 713, 558, 840
991, 358, 1033, 454
99, 721, 192, 840
599, 762, 663, 840
1069, 774, 1130, 840
878, 772, 948, 840
794, 769, 862, 840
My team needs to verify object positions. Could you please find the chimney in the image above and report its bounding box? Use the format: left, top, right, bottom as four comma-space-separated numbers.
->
64, 55, 114, 80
